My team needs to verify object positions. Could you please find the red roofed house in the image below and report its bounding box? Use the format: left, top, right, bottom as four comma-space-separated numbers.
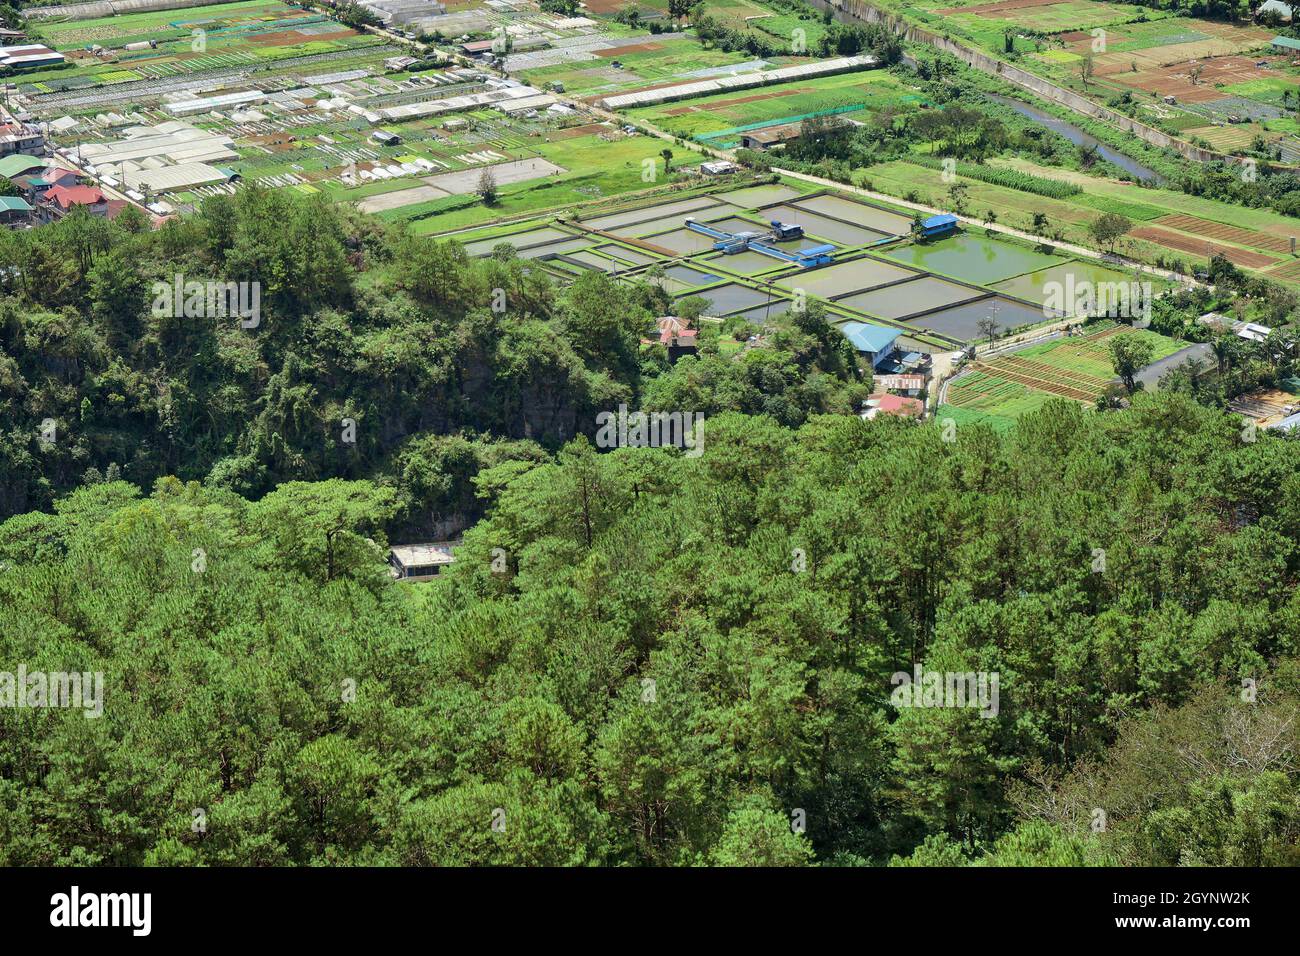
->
656, 316, 698, 363
40, 184, 108, 222
862, 392, 924, 420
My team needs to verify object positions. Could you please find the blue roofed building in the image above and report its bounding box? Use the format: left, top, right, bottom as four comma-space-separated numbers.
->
841, 321, 902, 368
921, 213, 959, 238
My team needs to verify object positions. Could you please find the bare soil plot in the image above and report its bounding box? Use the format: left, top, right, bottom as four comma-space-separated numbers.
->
1130, 225, 1278, 268
1155, 214, 1294, 254
594, 42, 666, 57
658, 87, 804, 118
356, 184, 449, 213
425, 158, 565, 195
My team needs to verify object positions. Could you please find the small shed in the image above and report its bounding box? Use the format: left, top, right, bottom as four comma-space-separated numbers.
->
389, 542, 458, 581
921, 213, 958, 238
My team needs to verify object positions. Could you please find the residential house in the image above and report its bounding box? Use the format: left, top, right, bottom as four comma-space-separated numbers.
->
862, 393, 925, 420
0, 120, 44, 158
920, 213, 959, 238
40, 184, 108, 222
1234, 321, 1272, 344
655, 316, 698, 362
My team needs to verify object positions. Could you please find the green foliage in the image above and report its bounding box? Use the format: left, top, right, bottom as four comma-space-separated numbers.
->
905, 156, 1082, 199
3, 391, 1299, 865
0, 188, 865, 536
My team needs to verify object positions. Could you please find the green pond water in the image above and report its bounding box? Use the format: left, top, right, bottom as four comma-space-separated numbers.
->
883, 234, 1065, 285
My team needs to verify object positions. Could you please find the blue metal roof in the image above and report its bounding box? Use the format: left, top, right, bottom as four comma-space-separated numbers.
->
841, 321, 902, 354
923, 213, 958, 229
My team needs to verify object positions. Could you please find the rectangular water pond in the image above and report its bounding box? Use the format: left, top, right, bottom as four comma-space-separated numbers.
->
993, 260, 1139, 309
903, 296, 1051, 343
638, 227, 720, 256
566, 250, 632, 273
705, 250, 793, 275
518, 237, 595, 259
726, 301, 794, 326
678, 282, 770, 316
836, 276, 985, 321
612, 204, 744, 240
789, 195, 914, 236
664, 264, 723, 285
464, 226, 571, 256
759, 205, 890, 246
716, 184, 806, 208
883, 234, 1066, 285
777, 257, 919, 298
583, 196, 723, 231
591, 244, 659, 266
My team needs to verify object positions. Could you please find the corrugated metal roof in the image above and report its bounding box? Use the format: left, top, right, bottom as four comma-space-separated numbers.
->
0, 153, 43, 178
841, 320, 902, 354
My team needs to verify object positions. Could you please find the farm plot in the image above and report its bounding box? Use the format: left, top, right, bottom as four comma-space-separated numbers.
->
1152, 214, 1293, 254
1129, 226, 1279, 269
24, 1, 377, 91
625, 70, 926, 143
945, 323, 1183, 424
519, 43, 777, 97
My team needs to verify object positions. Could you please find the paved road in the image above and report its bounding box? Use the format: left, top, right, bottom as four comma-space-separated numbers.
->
1130, 342, 1215, 390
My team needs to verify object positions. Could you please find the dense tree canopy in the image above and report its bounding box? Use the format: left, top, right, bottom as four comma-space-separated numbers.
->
2, 393, 1298, 865
0, 189, 865, 539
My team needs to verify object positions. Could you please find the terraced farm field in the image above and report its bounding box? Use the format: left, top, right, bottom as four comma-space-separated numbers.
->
943, 323, 1184, 427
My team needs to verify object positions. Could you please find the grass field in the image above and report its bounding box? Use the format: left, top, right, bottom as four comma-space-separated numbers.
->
403, 133, 703, 234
